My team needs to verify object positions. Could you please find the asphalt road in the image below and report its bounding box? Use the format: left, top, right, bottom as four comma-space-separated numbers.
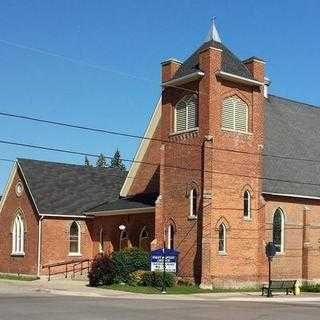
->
1, 292, 320, 320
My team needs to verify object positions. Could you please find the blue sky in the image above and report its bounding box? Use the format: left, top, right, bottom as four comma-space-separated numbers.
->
0, 0, 319, 191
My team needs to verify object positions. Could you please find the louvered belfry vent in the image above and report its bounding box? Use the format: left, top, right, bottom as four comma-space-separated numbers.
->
222, 96, 248, 133
175, 95, 198, 132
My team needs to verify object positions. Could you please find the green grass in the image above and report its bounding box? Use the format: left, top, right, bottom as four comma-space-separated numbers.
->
300, 283, 320, 293
100, 284, 259, 295
0, 273, 39, 281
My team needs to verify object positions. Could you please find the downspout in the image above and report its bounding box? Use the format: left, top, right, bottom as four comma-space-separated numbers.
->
37, 216, 44, 277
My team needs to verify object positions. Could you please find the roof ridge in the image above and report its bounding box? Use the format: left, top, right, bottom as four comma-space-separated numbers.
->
17, 157, 125, 172
268, 94, 320, 110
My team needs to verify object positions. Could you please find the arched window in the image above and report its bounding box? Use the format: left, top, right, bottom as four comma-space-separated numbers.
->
273, 208, 285, 253
222, 96, 248, 133
218, 223, 226, 254
99, 228, 104, 253
190, 188, 198, 217
244, 190, 251, 219
167, 224, 175, 249
119, 230, 130, 250
175, 95, 198, 132
12, 213, 25, 255
69, 221, 80, 255
139, 227, 150, 251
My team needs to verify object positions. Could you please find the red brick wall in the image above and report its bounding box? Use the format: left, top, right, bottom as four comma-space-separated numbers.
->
0, 166, 39, 275
264, 196, 320, 282
155, 45, 267, 287
40, 217, 93, 274
89, 213, 155, 256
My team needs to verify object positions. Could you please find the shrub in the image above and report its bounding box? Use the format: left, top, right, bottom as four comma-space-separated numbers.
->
88, 254, 115, 287
141, 271, 175, 288
111, 247, 149, 284
128, 270, 145, 286
301, 283, 320, 292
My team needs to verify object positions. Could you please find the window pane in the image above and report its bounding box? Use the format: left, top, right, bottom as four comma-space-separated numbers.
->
70, 222, 79, 253
273, 210, 282, 252
219, 224, 225, 252
244, 191, 250, 217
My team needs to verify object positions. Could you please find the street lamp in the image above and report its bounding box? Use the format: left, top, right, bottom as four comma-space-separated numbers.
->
119, 224, 126, 231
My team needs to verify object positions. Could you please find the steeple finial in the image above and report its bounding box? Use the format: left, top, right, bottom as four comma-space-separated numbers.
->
205, 17, 221, 43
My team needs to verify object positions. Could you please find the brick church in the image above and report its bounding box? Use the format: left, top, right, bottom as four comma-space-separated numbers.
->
1, 21, 320, 287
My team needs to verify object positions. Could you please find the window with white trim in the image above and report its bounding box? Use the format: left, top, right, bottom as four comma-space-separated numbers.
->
167, 224, 175, 249
273, 208, 285, 253
99, 228, 104, 253
139, 227, 150, 251
69, 221, 80, 255
12, 213, 25, 255
218, 223, 226, 254
244, 190, 251, 219
222, 96, 248, 133
175, 95, 198, 132
189, 188, 198, 218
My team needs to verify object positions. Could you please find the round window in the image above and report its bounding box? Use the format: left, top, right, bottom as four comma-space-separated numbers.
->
15, 182, 24, 197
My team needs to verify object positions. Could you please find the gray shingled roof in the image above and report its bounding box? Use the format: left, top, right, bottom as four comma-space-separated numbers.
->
18, 158, 127, 215
86, 193, 157, 214
173, 40, 254, 80
263, 95, 320, 198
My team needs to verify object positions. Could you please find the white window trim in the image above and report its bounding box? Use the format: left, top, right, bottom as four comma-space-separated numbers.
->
139, 226, 149, 248
218, 224, 227, 255
174, 95, 198, 133
222, 97, 249, 134
244, 190, 252, 220
167, 225, 174, 249
189, 189, 198, 218
11, 213, 25, 256
69, 221, 81, 256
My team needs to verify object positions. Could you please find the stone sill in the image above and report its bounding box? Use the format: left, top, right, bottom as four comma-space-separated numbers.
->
11, 253, 25, 257
169, 127, 199, 137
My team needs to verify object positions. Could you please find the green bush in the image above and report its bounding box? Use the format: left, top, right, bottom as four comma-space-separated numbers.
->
141, 271, 175, 288
111, 247, 149, 284
88, 254, 115, 287
301, 283, 320, 292
128, 270, 145, 286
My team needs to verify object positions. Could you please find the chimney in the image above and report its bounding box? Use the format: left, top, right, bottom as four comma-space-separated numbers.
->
161, 58, 182, 83
243, 56, 265, 83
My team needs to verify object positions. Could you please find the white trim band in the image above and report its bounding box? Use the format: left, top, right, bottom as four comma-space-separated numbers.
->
262, 192, 320, 201
162, 71, 204, 87
216, 71, 264, 87
85, 207, 155, 217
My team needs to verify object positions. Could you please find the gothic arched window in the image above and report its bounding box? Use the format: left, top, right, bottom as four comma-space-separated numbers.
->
273, 208, 285, 253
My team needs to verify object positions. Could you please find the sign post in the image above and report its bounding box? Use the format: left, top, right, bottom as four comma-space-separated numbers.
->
162, 243, 166, 294
265, 242, 276, 297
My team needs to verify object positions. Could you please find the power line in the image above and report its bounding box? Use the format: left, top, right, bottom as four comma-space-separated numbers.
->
2, 109, 320, 166
0, 38, 204, 96
0, 158, 15, 163
1, 137, 320, 188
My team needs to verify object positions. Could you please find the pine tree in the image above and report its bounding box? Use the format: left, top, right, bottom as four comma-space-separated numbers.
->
110, 149, 126, 171
84, 156, 91, 167
96, 153, 108, 168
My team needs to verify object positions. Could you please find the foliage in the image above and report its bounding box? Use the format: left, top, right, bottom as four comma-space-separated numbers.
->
301, 283, 320, 292
84, 156, 91, 166
111, 247, 149, 284
128, 270, 146, 286
96, 153, 108, 168
141, 271, 175, 288
88, 254, 115, 287
110, 149, 126, 171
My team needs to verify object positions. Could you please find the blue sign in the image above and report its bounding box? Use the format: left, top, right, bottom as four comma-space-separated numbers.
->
150, 248, 179, 273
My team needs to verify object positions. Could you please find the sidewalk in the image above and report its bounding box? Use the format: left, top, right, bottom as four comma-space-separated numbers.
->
1, 278, 320, 304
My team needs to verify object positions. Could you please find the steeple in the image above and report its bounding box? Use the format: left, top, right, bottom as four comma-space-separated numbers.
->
205, 17, 221, 43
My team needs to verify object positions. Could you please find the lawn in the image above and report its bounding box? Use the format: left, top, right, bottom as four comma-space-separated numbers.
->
101, 284, 259, 294
0, 273, 39, 281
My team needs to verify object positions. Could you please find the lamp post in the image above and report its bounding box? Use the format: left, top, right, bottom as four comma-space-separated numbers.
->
265, 242, 276, 297
161, 240, 166, 294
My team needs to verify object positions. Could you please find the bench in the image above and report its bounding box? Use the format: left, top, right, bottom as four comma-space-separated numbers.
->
261, 280, 297, 296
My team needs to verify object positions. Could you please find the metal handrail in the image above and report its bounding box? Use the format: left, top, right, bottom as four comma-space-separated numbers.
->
42, 258, 92, 281
72, 259, 92, 279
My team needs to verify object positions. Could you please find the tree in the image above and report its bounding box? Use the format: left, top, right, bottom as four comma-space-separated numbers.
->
84, 156, 91, 167
110, 149, 126, 171
96, 153, 108, 168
